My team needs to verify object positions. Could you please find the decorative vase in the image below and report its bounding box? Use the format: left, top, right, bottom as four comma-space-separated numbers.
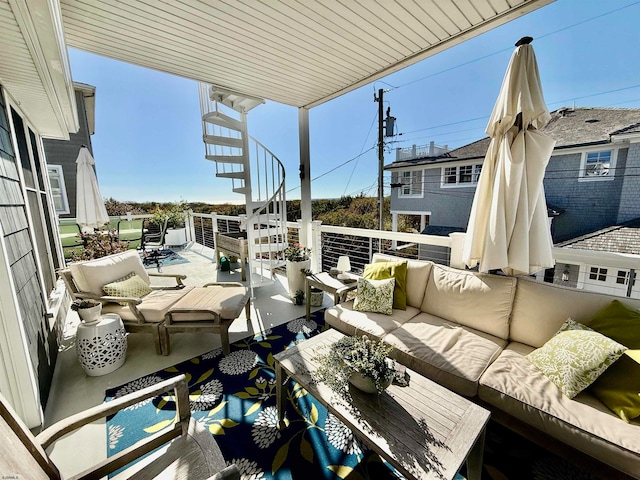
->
286, 259, 310, 299
77, 304, 102, 324
348, 372, 392, 394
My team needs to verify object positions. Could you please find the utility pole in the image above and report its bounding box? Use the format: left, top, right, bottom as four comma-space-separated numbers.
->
375, 88, 384, 231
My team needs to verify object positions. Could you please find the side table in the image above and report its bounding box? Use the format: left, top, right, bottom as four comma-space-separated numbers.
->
305, 272, 359, 321
76, 313, 127, 376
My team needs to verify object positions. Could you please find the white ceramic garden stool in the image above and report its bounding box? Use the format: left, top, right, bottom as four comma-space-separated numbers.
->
76, 313, 127, 376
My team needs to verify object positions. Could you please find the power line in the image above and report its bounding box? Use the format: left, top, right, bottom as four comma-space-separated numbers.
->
343, 112, 378, 195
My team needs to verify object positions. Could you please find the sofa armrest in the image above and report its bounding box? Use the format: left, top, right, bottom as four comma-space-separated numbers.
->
75, 292, 143, 305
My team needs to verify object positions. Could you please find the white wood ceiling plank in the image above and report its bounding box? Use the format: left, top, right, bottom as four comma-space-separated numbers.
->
148, 0, 367, 82
489, 0, 513, 13
63, 22, 321, 102
290, 0, 403, 63
365, 0, 434, 51
390, 0, 442, 45
61, 5, 339, 91
472, 0, 499, 19
64, 0, 362, 83
201, 0, 381, 74
436, 0, 473, 30
62, 27, 315, 106
452, 0, 484, 24
413, 0, 460, 37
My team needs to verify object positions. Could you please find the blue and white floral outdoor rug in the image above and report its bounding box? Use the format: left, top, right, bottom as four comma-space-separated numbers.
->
105, 311, 599, 480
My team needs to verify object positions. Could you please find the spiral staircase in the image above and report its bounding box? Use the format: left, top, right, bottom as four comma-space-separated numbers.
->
198, 83, 287, 290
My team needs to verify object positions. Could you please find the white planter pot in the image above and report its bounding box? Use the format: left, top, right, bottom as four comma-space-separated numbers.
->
165, 227, 187, 246
78, 304, 102, 324
286, 259, 310, 299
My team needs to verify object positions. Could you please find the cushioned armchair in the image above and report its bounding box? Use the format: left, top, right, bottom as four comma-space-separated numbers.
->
59, 250, 191, 354
0, 374, 240, 480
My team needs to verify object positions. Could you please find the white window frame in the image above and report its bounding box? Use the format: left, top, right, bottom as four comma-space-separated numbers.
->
578, 147, 618, 182
440, 163, 483, 188
398, 169, 424, 198
46, 164, 70, 214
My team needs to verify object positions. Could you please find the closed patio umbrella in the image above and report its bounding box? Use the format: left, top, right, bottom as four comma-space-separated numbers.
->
75, 146, 109, 233
462, 37, 555, 276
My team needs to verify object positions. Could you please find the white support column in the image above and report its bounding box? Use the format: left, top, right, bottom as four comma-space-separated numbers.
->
420, 215, 427, 232
449, 232, 467, 269
311, 220, 323, 272
391, 212, 398, 249
298, 107, 312, 251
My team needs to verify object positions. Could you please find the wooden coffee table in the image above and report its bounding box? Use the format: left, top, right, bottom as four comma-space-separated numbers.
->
274, 329, 490, 480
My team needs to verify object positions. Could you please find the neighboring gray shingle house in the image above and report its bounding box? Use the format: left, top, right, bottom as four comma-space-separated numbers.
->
386, 107, 640, 244
42, 82, 96, 218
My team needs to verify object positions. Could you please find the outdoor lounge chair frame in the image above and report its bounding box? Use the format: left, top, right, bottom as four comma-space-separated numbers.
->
0, 374, 240, 479
58, 267, 186, 354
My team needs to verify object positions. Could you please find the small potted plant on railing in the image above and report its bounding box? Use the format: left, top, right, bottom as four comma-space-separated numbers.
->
283, 243, 311, 300
314, 335, 396, 395
71, 299, 102, 324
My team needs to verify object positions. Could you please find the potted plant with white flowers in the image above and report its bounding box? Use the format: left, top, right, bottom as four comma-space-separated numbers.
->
283, 243, 311, 300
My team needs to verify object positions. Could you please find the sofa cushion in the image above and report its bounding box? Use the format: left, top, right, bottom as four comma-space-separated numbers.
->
526, 319, 627, 398
479, 342, 640, 478
510, 278, 640, 348
589, 350, 640, 422
325, 301, 421, 338
420, 264, 516, 340
372, 254, 432, 309
69, 250, 151, 297
383, 312, 507, 397
102, 286, 194, 323
353, 277, 395, 315
363, 261, 408, 310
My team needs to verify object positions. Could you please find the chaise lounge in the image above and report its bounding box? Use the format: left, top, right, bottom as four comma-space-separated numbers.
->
60, 250, 249, 356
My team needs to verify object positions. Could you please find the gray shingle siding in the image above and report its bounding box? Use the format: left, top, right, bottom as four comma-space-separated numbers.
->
618, 143, 640, 224
42, 90, 93, 218
544, 150, 626, 242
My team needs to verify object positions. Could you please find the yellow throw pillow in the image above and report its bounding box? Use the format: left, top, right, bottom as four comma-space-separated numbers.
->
363, 261, 408, 310
589, 350, 640, 422
103, 272, 152, 301
589, 300, 640, 348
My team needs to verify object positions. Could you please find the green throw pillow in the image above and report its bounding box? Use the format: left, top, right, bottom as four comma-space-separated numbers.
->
353, 277, 395, 316
103, 272, 152, 301
526, 319, 627, 399
589, 300, 640, 348
589, 350, 640, 422
363, 261, 408, 310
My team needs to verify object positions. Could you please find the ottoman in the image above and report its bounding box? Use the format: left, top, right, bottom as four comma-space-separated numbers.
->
162, 282, 250, 355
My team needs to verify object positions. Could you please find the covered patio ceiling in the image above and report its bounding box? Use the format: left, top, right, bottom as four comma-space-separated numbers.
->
60, 0, 554, 109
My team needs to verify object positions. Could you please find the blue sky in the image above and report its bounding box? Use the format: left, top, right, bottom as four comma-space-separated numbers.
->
68, 0, 640, 204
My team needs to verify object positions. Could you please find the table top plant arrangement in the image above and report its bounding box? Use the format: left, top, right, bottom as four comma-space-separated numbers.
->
314, 334, 397, 395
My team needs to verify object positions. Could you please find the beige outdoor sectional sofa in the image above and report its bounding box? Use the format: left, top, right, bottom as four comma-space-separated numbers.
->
325, 253, 640, 480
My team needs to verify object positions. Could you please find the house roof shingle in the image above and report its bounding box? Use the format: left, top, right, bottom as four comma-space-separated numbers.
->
385, 107, 640, 170
556, 218, 640, 255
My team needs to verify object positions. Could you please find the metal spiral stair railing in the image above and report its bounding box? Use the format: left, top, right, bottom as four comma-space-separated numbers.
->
199, 83, 287, 289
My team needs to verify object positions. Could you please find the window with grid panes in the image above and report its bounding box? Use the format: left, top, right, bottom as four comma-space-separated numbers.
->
444, 167, 456, 184
400, 170, 422, 197
589, 267, 607, 282
442, 164, 482, 186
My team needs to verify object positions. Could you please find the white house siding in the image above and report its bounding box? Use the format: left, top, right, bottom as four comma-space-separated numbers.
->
544, 150, 627, 242
617, 142, 640, 224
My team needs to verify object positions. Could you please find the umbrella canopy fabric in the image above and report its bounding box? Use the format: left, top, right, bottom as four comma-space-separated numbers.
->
462, 39, 556, 276
75, 146, 109, 233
